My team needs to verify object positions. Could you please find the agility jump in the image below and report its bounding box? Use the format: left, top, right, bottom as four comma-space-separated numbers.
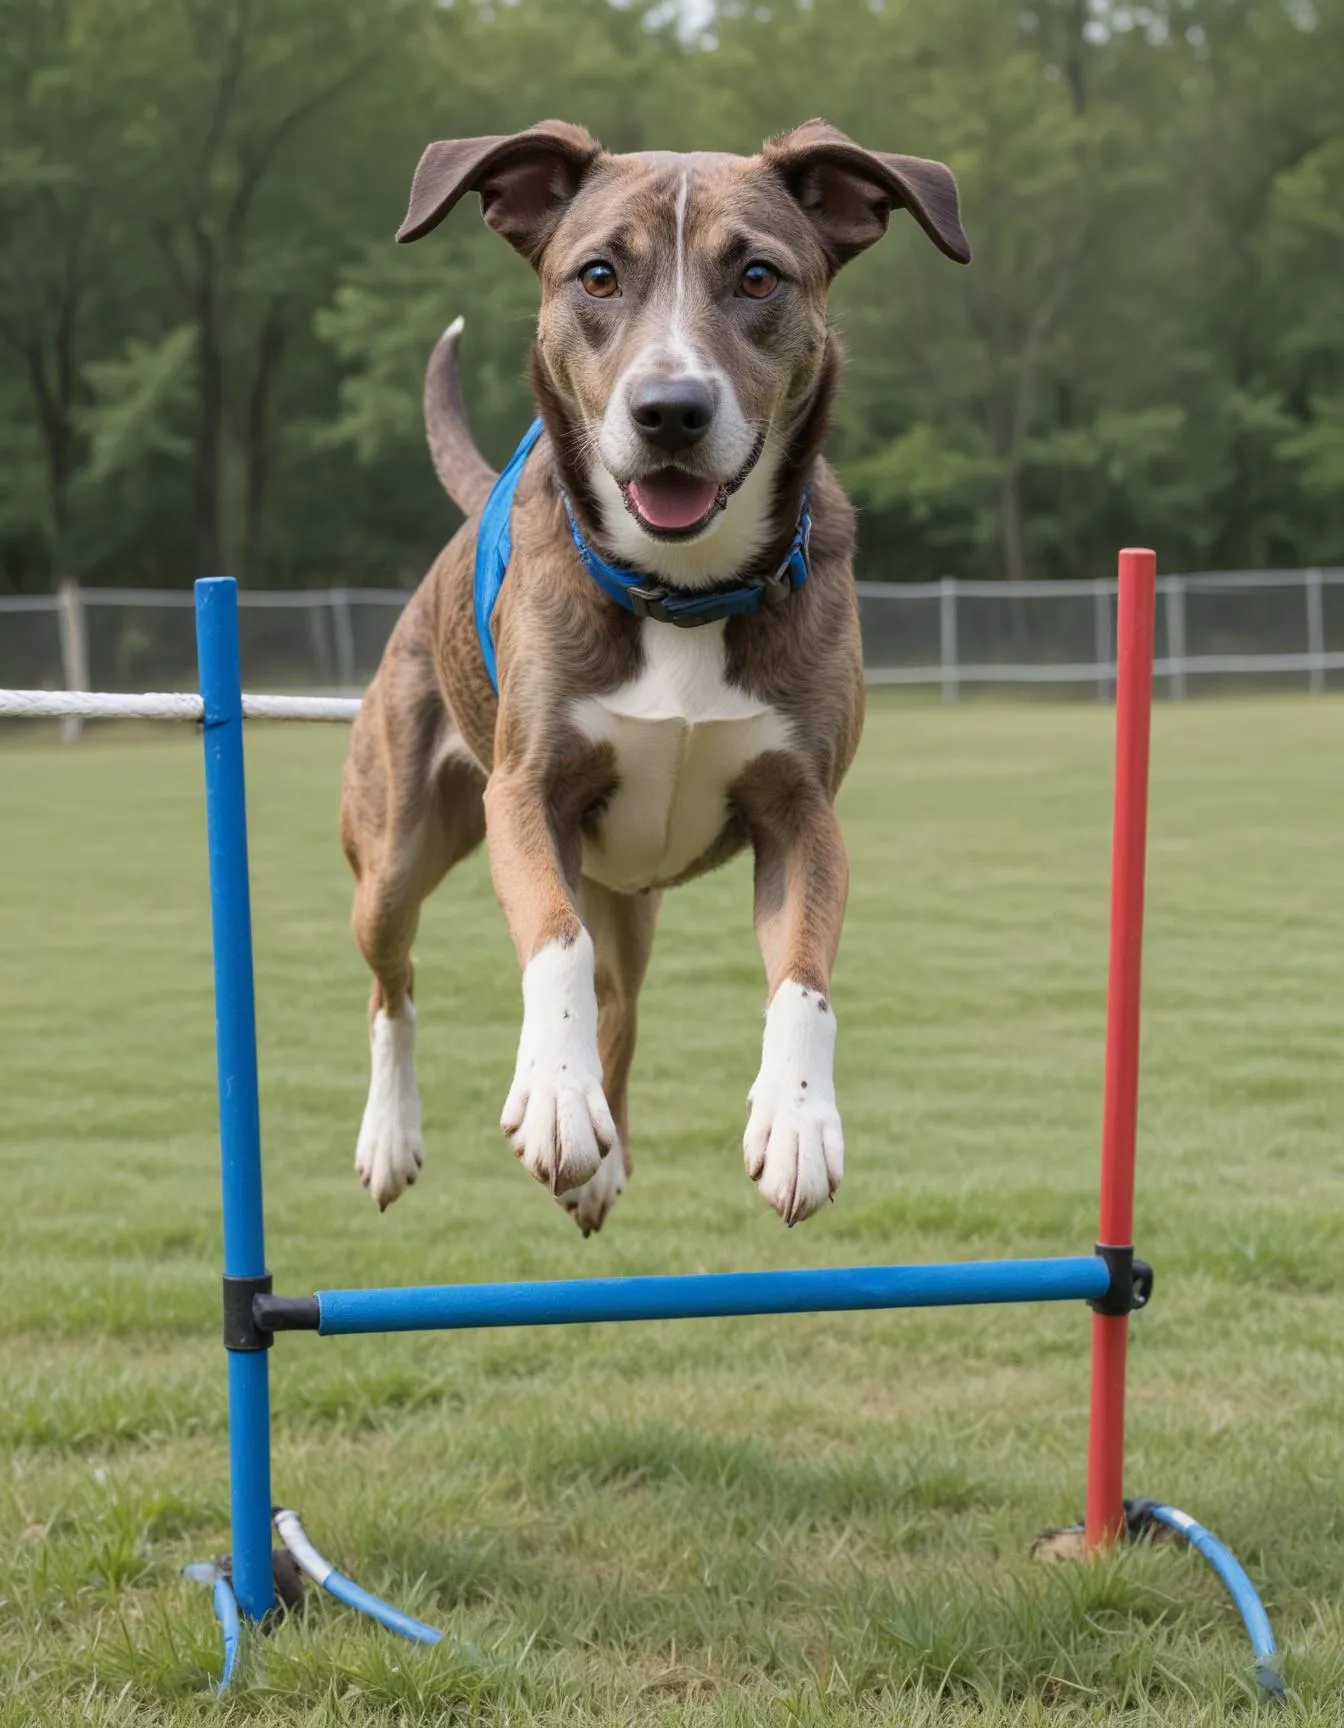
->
0, 548, 1284, 1699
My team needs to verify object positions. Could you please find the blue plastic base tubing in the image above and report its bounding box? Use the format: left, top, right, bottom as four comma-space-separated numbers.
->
1143, 1504, 1284, 1698
323, 1570, 444, 1645
201, 1498, 1284, 1696
274, 1507, 449, 1648
211, 1576, 242, 1692
185, 1563, 243, 1693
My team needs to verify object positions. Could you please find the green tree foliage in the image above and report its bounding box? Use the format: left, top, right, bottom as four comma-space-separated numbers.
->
0, 0, 1340, 592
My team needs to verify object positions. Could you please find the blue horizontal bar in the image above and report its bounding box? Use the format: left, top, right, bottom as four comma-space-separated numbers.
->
315, 1256, 1109, 1336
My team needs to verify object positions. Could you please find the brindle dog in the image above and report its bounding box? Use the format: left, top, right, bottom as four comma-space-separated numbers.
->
340, 120, 971, 1235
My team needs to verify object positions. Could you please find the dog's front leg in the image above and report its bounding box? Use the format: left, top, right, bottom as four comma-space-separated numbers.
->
737, 771, 850, 1224
483, 767, 617, 1196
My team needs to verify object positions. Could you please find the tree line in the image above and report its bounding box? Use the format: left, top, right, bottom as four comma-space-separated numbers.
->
1, 0, 1340, 594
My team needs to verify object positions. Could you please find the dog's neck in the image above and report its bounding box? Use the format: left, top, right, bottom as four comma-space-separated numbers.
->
529, 338, 842, 594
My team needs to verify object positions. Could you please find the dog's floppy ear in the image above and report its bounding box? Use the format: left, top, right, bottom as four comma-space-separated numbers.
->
764, 119, 971, 269
397, 121, 603, 259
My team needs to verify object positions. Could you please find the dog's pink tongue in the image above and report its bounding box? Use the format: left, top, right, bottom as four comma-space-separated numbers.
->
628, 470, 719, 531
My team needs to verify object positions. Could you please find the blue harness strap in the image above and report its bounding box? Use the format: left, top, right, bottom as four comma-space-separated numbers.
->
474, 417, 545, 695
474, 419, 811, 694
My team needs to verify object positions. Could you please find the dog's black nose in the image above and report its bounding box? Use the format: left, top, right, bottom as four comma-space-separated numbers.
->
629, 378, 714, 453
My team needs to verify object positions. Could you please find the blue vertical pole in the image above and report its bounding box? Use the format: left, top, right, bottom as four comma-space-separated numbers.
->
196, 577, 276, 1621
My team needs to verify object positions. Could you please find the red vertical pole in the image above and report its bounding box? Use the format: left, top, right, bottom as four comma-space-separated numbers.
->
1085, 547, 1156, 1549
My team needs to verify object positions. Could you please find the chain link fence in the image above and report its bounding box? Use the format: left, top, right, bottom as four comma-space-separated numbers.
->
3, 571, 1342, 711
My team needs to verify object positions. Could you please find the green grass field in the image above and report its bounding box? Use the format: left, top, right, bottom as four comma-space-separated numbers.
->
2, 694, 1342, 1725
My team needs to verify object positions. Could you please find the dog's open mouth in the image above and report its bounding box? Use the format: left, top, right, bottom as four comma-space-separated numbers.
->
620, 471, 725, 539
618, 434, 767, 542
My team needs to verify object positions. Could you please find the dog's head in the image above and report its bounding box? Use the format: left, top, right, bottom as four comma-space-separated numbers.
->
398, 121, 970, 580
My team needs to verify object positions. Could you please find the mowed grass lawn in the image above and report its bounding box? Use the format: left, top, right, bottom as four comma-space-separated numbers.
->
1, 694, 1342, 1726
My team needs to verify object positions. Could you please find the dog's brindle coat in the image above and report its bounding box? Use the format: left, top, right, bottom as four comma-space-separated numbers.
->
340, 120, 970, 1234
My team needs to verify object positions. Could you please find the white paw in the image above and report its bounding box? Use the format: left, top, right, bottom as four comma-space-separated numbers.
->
559, 1143, 628, 1235
744, 980, 844, 1224
501, 933, 617, 1196
355, 1002, 423, 1210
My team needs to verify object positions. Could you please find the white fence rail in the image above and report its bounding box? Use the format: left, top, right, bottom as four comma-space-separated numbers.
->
2, 572, 1341, 726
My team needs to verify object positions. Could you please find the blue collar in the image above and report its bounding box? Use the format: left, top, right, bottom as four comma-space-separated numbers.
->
561, 486, 811, 628
474, 417, 811, 694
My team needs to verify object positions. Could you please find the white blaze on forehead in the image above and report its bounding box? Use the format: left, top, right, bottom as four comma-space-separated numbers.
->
664, 169, 700, 373
674, 171, 689, 317
590, 157, 772, 581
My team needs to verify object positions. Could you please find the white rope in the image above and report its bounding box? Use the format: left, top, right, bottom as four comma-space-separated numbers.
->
0, 690, 202, 720
0, 689, 361, 723
242, 694, 361, 721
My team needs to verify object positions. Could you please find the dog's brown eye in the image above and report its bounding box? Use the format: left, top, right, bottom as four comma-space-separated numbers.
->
580, 262, 619, 299
739, 262, 780, 300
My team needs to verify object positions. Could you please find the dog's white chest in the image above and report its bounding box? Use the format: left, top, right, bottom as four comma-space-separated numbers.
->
571, 622, 791, 894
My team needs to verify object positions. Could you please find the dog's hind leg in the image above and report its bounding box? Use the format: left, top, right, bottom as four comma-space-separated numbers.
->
340, 603, 486, 1209
558, 879, 661, 1236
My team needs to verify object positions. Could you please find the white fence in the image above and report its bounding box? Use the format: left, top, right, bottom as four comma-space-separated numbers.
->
2, 571, 1342, 715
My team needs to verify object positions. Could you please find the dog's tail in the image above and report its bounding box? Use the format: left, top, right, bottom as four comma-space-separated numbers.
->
424, 317, 498, 516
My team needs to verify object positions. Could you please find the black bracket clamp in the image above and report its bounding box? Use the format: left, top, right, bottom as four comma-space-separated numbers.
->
254, 1293, 321, 1334
223, 1272, 274, 1351
1089, 1244, 1154, 1316
223, 1276, 321, 1350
